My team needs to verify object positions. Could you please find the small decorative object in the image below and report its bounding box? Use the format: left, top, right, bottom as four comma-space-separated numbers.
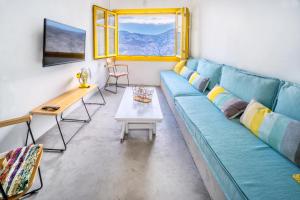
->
132, 87, 154, 103
41, 105, 60, 112
293, 174, 300, 184
76, 68, 91, 88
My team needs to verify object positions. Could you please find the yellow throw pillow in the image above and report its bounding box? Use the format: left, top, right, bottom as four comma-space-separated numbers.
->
240, 99, 271, 135
173, 60, 186, 74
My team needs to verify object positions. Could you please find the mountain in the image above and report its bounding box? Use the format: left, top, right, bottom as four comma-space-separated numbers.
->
118, 29, 175, 56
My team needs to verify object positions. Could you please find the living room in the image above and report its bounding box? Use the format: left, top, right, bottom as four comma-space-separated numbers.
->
0, 0, 300, 199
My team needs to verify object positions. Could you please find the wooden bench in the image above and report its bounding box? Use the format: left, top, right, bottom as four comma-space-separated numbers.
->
30, 84, 106, 153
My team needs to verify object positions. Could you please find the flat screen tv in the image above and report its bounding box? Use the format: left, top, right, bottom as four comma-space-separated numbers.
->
43, 19, 86, 67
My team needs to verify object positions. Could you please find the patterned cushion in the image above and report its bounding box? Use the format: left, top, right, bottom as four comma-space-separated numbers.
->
179, 66, 194, 80
173, 60, 186, 74
207, 85, 248, 119
241, 99, 300, 166
188, 72, 209, 92
0, 144, 42, 198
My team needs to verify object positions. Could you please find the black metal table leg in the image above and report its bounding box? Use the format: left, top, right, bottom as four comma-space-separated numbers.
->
60, 98, 91, 123
85, 86, 106, 105
43, 116, 67, 153
25, 121, 36, 146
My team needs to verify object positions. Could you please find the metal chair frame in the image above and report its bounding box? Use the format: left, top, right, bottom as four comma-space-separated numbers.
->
104, 57, 129, 94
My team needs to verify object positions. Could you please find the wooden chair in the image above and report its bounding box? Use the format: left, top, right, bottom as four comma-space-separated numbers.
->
0, 115, 43, 200
104, 57, 129, 94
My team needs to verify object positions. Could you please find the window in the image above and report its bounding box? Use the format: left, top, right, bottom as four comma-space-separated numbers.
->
93, 6, 117, 58
93, 7, 189, 61
118, 15, 176, 56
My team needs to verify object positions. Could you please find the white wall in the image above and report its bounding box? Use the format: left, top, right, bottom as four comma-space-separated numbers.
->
189, 0, 300, 83
0, 0, 108, 151
109, 0, 189, 86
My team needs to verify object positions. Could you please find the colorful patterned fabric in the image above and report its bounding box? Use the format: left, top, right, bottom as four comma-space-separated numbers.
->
173, 60, 186, 74
179, 66, 194, 80
241, 99, 300, 166
188, 72, 209, 92
0, 144, 41, 198
207, 85, 248, 119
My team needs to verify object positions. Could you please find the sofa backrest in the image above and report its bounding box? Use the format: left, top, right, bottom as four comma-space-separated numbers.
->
186, 58, 198, 71
274, 81, 300, 121
220, 65, 280, 108
197, 59, 222, 90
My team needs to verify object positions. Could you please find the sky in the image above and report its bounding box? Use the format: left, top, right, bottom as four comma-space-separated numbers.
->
118, 15, 175, 35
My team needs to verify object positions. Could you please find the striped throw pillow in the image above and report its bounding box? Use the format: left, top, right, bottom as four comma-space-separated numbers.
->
240, 99, 271, 135
188, 72, 209, 92
241, 99, 300, 166
179, 66, 194, 80
207, 85, 248, 119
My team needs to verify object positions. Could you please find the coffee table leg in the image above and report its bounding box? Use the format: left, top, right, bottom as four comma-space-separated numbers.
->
125, 123, 129, 134
153, 123, 156, 135
120, 122, 126, 143
149, 128, 153, 141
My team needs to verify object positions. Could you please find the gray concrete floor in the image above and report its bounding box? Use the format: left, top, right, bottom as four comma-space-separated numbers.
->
29, 87, 210, 200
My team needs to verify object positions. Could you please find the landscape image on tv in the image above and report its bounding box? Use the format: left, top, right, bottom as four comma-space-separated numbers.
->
43, 19, 86, 67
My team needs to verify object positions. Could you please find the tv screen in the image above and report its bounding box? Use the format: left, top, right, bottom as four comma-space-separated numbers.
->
43, 19, 86, 67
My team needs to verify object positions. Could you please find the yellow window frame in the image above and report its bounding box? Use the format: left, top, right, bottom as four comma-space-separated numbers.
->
93, 6, 189, 61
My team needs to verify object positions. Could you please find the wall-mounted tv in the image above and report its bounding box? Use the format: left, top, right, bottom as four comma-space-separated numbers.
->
43, 19, 86, 67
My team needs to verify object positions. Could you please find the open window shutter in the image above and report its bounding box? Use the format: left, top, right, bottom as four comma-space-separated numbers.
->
176, 7, 190, 59
181, 7, 190, 59
106, 11, 117, 56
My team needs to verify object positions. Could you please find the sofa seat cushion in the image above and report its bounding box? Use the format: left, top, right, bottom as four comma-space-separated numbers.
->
175, 96, 300, 200
160, 70, 203, 98
220, 65, 280, 108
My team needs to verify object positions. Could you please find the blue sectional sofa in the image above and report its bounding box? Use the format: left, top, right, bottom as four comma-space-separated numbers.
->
160, 59, 300, 200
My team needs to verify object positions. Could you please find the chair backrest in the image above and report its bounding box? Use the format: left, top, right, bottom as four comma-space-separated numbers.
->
106, 57, 116, 67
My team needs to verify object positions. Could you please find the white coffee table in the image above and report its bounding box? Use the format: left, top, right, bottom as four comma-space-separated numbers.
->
115, 87, 163, 142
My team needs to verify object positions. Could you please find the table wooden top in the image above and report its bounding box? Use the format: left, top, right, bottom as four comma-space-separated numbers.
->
31, 84, 97, 116
115, 87, 163, 122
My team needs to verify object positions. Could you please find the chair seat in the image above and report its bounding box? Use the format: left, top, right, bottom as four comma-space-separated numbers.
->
0, 144, 42, 199
109, 72, 128, 77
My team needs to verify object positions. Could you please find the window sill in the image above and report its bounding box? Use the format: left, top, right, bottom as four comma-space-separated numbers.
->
116, 56, 180, 62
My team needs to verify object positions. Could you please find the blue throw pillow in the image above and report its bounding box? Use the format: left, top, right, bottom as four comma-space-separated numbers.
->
197, 59, 222, 90
196, 58, 207, 73
186, 58, 198, 71
274, 81, 300, 121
